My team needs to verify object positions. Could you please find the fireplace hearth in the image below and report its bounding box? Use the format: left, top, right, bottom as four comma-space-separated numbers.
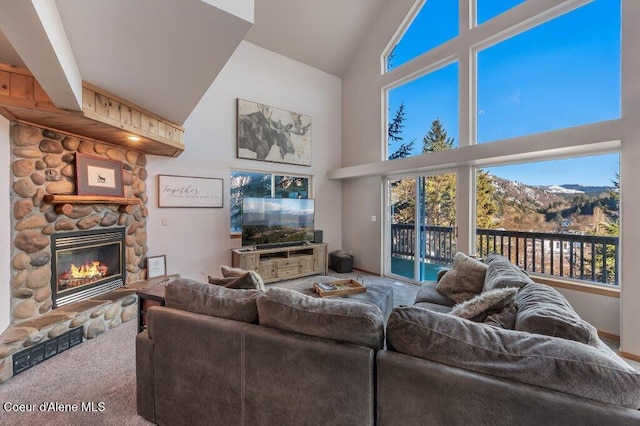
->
51, 228, 126, 308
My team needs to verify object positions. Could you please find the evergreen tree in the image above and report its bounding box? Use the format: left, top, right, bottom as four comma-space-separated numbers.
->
592, 172, 620, 283
422, 118, 454, 153
387, 101, 415, 222
424, 173, 456, 227
420, 119, 456, 226
390, 179, 416, 224
388, 102, 415, 160
476, 170, 498, 229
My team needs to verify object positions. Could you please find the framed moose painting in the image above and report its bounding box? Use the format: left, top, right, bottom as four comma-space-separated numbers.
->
236, 99, 312, 166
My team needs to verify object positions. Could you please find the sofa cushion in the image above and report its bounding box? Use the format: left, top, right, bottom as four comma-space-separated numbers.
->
450, 287, 518, 321
483, 253, 534, 292
414, 282, 455, 307
386, 306, 640, 409
257, 288, 384, 350
436, 253, 488, 303
165, 278, 263, 323
515, 283, 598, 344
221, 265, 266, 292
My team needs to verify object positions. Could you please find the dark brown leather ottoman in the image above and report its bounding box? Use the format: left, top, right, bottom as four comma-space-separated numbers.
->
294, 276, 394, 320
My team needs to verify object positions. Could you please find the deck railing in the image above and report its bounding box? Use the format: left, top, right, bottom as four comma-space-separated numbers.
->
391, 224, 455, 264
391, 224, 619, 285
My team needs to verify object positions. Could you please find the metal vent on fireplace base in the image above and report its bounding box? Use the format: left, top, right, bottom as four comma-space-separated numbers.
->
13, 327, 83, 376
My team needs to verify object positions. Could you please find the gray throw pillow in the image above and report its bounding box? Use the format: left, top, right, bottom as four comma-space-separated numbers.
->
209, 272, 265, 292
484, 301, 518, 329
386, 306, 640, 409
165, 278, 263, 323
436, 252, 488, 303
257, 288, 384, 350
450, 287, 518, 321
483, 253, 534, 292
207, 276, 240, 287
221, 265, 266, 292
515, 282, 598, 345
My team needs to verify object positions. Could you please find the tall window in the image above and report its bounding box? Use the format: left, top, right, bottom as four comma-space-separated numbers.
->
477, 0, 621, 143
230, 170, 310, 233
383, 0, 622, 288
385, 0, 458, 72
476, 0, 526, 25
476, 154, 620, 285
387, 62, 459, 160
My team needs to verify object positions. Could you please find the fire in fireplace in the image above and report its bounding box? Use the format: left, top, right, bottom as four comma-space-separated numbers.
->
51, 228, 126, 307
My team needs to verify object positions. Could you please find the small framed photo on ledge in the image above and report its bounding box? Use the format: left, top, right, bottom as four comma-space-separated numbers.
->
75, 153, 124, 197
147, 255, 167, 278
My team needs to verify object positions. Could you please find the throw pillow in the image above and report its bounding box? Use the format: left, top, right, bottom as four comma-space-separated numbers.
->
484, 301, 518, 329
386, 306, 640, 409
483, 253, 534, 292
449, 287, 518, 321
165, 278, 263, 323
221, 265, 266, 292
209, 273, 265, 292
207, 276, 239, 287
257, 288, 385, 350
436, 252, 488, 303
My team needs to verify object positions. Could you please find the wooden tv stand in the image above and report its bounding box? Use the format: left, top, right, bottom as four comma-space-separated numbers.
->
231, 243, 328, 283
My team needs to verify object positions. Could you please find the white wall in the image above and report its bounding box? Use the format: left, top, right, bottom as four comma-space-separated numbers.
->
0, 115, 10, 331
203, 0, 254, 24
146, 41, 342, 281
619, 0, 640, 356
341, 0, 415, 274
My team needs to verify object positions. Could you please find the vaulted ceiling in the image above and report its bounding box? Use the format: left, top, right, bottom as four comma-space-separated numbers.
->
0, 0, 389, 125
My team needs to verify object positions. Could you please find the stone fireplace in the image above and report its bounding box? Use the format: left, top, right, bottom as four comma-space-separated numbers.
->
0, 122, 151, 382
8, 123, 149, 320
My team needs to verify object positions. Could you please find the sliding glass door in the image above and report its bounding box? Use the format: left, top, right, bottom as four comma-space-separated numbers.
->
387, 172, 456, 282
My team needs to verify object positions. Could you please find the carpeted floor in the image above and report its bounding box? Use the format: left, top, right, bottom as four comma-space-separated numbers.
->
0, 318, 148, 426
0, 272, 636, 425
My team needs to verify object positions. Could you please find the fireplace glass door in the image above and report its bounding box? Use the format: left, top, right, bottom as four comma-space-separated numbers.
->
51, 228, 125, 307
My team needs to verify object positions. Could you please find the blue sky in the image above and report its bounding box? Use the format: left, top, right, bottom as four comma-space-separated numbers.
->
388, 0, 620, 187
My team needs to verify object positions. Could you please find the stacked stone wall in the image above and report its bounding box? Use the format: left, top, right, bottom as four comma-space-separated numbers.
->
9, 123, 149, 325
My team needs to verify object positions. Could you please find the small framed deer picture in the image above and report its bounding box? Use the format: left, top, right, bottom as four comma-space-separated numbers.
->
237, 98, 312, 166
75, 153, 124, 197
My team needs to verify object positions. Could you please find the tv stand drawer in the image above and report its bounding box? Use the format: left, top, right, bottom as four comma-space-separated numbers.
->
276, 266, 300, 279
276, 258, 300, 268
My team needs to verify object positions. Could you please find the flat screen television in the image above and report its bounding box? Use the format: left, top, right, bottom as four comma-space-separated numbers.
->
241, 197, 315, 248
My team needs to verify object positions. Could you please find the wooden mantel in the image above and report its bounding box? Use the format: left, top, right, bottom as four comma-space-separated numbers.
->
0, 63, 185, 157
43, 194, 141, 214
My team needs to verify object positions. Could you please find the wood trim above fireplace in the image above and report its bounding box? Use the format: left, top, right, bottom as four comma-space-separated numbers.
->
0, 63, 185, 157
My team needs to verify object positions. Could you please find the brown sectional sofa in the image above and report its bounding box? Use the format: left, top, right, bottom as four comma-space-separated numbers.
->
137, 282, 383, 425
137, 257, 640, 425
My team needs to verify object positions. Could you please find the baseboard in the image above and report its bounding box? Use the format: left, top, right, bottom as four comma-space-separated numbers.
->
619, 351, 640, 362
597, 330, 620, 341
353, 267, 381, 277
